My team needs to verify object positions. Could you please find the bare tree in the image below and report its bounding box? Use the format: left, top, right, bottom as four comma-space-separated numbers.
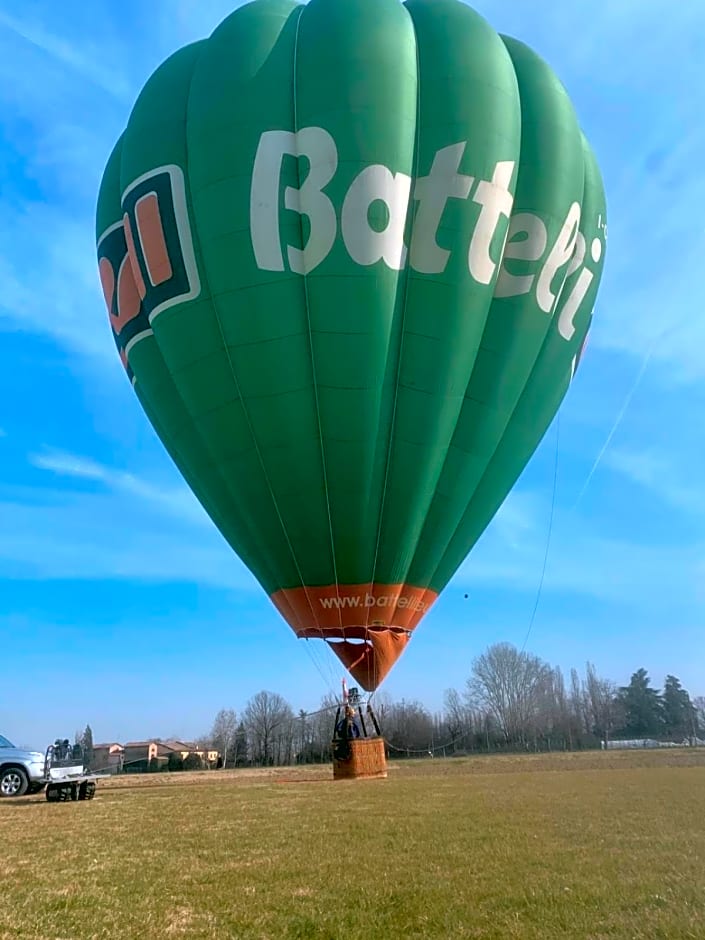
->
297, 709, 308, 758
210, 708, 238, 768
369, 690, 393, 729
584, 662, 620, 747
569, 668, 590, 748
466, 642, 553, 746
692, 696, 705, 740
442, 688, 473, 752
535, 667, 571, 750
243, 691, 294, 765
386, 699, 435, 753
300, 693, 338, 763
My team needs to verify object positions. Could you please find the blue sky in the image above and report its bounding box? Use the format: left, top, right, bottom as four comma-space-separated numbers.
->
1, 0, 704, 748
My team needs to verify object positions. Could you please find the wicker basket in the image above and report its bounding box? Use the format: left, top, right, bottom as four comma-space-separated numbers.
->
333, 737, 387, 780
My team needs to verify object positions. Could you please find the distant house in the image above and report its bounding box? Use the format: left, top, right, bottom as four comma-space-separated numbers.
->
91, 743, 125, 774
121, 739, 220, 772
123, 741, 160, 769
165, 741, 220, 766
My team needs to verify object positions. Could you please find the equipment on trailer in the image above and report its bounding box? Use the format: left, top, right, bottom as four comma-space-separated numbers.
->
331, 681, 387, 780
43, 739, 105, 803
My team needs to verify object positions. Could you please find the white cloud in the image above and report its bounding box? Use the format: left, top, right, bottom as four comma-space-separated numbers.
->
0, 38, 121, 367
0, 471, 256, 591
605, 448, 705, 517
455, 483, 705, 616
5, 434, 705, 624
30, 448, 212, 528
488, 488, 543, 551
467, 530, 699, 604
0, 8, 133, 103
0, 202, 119, 366
573, 22, 705, 384
471, 1, 705, 386
0, 7, 136, 366
0, 500, 251, 589
0, 6, 133, 204
158, 1, 252, 45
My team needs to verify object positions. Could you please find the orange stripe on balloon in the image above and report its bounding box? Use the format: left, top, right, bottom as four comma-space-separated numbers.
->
110, 257, 141, 334
123, 214, 147, 301
271, 582, 438, 634
99, 257, 116, 316
135, 193, 173, 287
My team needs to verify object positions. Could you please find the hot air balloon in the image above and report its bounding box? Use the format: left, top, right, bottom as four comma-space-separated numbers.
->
96, 0, 606, 694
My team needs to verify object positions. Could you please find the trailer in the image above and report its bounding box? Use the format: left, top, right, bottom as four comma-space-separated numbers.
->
43, 740, 107, 802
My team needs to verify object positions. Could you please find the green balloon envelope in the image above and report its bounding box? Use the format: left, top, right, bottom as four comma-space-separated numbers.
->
96, 0, 607, 691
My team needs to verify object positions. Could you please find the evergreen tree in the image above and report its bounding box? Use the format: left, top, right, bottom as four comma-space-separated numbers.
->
662, 676, 695, 739
234, 721, 248, 766
80, 724, 94, 770
183, 752, 203, 771
167, 751, 184, 772
617, 669, 664, 737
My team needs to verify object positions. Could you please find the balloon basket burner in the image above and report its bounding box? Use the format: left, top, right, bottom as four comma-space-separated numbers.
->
331, 699, 387, 781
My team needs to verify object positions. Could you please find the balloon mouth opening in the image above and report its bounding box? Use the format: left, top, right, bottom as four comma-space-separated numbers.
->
315, 626, 412, 692
296, 625, 412, 641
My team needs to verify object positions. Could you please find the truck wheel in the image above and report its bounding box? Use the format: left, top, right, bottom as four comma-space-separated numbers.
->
0, 767, 29, 797
79, 782, 96, 801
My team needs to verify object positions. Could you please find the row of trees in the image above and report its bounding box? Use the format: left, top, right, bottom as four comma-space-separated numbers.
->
77, 645, 704, 769
197, 645, 703, 766
205, 694, 334, 767
458, 645, 702, 750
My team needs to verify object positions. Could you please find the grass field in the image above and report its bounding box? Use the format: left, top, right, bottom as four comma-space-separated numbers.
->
2, 749, 704, 939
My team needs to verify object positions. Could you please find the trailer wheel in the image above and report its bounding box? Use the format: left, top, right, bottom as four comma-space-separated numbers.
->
79, 781, 96, 801
46, 784, 72, 802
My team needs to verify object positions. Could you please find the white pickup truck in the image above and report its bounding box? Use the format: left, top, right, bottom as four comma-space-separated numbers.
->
0, 734, 47, 796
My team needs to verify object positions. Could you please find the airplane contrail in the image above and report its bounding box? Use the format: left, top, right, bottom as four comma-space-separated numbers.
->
572, 334, 660, 510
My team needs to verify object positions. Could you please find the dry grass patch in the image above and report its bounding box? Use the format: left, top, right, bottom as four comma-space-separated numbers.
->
1, 750, 704, 939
